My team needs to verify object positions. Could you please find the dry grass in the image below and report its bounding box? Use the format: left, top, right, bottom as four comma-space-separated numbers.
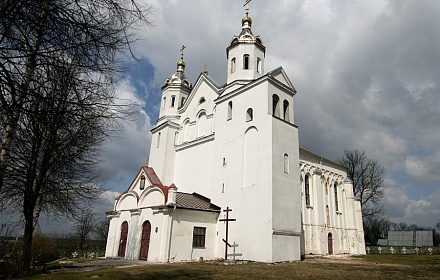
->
31, 254, 440, 280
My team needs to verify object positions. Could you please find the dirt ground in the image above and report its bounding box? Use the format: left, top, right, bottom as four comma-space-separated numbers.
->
34, 254, 440, 280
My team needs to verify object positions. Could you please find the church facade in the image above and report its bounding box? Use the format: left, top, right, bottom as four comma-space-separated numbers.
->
105, 10, 365, 263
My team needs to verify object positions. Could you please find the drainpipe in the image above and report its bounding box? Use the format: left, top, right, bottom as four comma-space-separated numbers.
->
166, 186, 177, 262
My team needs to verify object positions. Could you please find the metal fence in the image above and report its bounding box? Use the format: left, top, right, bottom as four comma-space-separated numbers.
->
366, 246, 439, 255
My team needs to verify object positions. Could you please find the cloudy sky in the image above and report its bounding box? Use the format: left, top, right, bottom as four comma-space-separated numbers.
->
87, 0, 440, 230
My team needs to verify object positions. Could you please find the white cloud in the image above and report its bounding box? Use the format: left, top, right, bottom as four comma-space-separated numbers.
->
95, 0, 440, 228
97, 78, 152, 190
405, 155, 440, 184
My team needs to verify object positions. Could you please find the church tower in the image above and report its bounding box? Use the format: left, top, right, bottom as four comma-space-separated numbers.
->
226, 7, 265, 84
148, 49, 192, 185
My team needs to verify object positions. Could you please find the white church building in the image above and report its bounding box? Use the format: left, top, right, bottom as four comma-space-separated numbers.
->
105, 8, 366, 263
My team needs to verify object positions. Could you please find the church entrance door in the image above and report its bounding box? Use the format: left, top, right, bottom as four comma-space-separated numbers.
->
118, 221, 128, 257
139, 221, 151, 260
328, 233, 333, 255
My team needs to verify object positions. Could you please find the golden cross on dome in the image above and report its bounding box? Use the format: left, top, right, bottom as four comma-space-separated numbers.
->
180, 45, 186, 59
244, 0, 252, 14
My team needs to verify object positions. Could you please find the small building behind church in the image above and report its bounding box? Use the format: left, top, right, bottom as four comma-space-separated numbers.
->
105, 7, 366, 263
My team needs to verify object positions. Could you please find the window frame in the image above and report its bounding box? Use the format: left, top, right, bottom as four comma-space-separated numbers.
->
243, 54, 250, 69
192, 227, 206, 248
334, 183, 339, 212
305, 175, 310, 206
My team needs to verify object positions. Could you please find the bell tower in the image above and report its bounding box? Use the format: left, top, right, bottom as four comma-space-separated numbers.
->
226, 2, 265, 84
149, 47, 192, 185
158, 45, 192, 122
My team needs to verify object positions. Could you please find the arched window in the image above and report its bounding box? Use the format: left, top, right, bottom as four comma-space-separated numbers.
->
334, 183, 339, 212
183, 120, 190, 142
162, 97, 166, 108
140, 175, 146, 190
199, 97, 206, 104
284, 154, 289, 173
283, 100, 290, 122
305, 175, 310, 205
326, 205, 330, 226
171, 95, 176, 107
227, 101, 233, 120
231, 58, 236, 73
257, 58, 261, 73
197, 112, 207, 137
174, 131, 179, 145
246, 108, 253, 122
272, 94, 280, 117
181, 97, 186, 107
243, 54, 250, 69
244, 127, 258, 187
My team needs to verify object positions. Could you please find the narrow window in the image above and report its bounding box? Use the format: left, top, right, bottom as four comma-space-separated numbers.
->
305, 175, 310, 205
283, 100, 290, 122
171, 95, 176, 107
181, 97, 185, 107
326, 206, 330, 226
227, 101, 233, 120
183, 120, 190, 142
192, 227, 206, 248
246, 108, 253, 122
284, 154, 289, 173
140, 175, 146, 190
272, 94, 280, 117
162, 97, 166, 108
174, 131, 179, 145
222, 183, 225, 193
156, 132, 161, 148
231, 58, 236, 73
334, 183, 339, 212
257, 58, 261, 73
199, 97, 206, 104
243, 55, 250, 69
197, 112, 207, 137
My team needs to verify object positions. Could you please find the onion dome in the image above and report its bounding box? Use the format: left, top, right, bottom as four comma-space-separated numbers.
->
163, 47, 192, 89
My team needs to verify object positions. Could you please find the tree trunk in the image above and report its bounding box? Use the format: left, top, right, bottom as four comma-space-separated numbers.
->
21, 208, 35, 276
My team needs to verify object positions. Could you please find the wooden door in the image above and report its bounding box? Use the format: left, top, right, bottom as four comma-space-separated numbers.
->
118, 221, 128, 257
328, 233, 333, 255
139, 221, 151, 260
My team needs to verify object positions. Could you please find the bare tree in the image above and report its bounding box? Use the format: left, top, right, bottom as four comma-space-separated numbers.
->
337, 149, 385, 218
337, 149, 386, 241
94, 217, 110, 242
0, 0, 154, 275
0, 0, 154, 191
72, 208, 99, 250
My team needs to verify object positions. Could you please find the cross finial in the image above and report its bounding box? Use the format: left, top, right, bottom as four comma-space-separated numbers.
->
203, 64, 208, 75
180, 45, 186, 60
244, 0, 251, 15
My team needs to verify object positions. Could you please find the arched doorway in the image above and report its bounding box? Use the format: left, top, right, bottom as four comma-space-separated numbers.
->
118, 221, 128, 257
328, 233, 333, 255
139, 221, 151, 260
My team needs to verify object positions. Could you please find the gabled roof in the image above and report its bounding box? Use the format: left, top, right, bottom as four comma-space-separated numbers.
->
178, 72, 224, 114
216, 66, 296, 102
116, 166, 169, 203
175, 192, 221, 212
299, 148, 346, 171
141, 166, 163, 187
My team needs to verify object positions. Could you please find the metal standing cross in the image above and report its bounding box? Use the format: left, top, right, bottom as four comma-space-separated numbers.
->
244, 0, 252, 14
180, 45, 186, 59
219, 206, 236, 260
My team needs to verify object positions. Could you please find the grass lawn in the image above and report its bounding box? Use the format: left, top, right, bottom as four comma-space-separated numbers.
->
31, 254, 440, 280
